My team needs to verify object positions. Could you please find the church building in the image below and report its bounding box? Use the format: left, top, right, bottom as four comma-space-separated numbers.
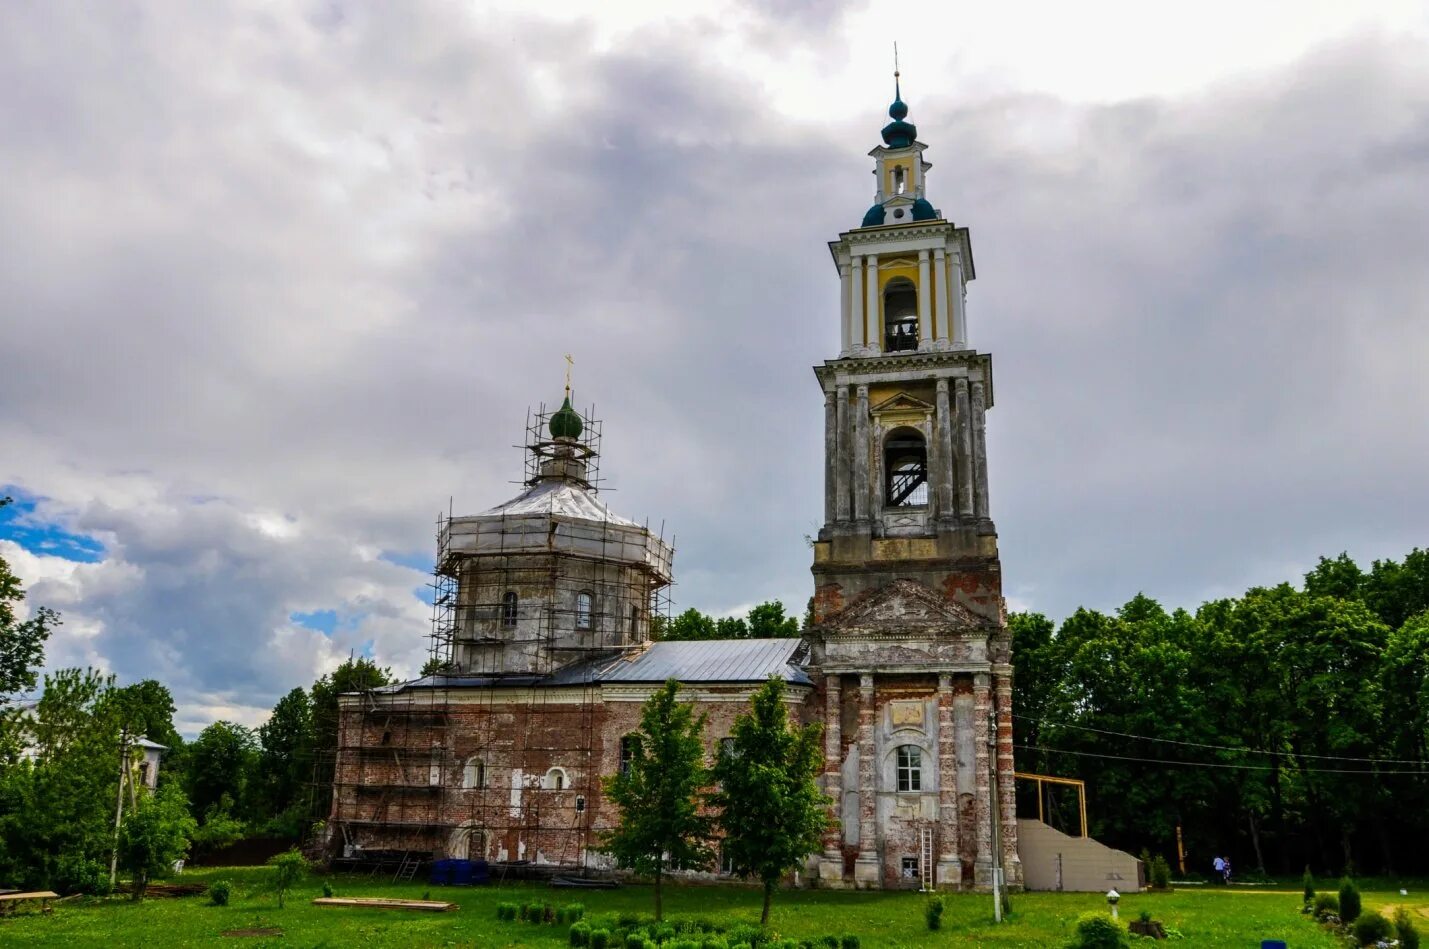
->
326, 80, 1021, 892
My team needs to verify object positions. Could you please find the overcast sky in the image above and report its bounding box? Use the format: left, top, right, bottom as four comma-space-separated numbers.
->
3, 1, 1428, 734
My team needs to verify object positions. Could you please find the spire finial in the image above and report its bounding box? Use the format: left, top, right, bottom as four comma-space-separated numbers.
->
887, 45, 909, 123
894, 41, 900, 98
563, 353, 573, 397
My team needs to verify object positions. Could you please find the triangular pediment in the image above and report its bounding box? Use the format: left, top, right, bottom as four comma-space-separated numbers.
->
871, 392, 934, 415
823, 579, 989, 635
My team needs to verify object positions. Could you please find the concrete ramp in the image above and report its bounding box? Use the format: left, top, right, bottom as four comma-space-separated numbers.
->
1017, 819, 1143, 892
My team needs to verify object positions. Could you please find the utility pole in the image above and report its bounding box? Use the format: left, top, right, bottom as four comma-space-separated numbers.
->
109, 728, 129, 889
989, 704, 1004, 922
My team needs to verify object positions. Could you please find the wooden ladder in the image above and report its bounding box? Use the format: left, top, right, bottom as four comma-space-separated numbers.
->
393, 853, 422, 883
919, 826, 935, 892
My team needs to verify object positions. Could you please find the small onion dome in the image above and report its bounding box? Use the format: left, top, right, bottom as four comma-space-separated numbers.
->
548, 395, 584, 440
889, 94, 909, 121
911, 197, 937, 221
882, 117, 917, 148
861, 203, 886, 227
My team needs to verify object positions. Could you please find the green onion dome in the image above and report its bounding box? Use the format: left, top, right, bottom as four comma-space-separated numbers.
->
548, 395, 583, 440
881, 82, 917, 147
911, 197, 937, 221
862, 203, 886, 227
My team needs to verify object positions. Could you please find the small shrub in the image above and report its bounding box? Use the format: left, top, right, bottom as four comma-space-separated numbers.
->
1339, 877, 1362, 923
1302, 865, 1316, 905
727, 925, 762, 946
567, 902, 586, 922
519, 902, 532, 920
570, 921, 591, 946
265, 848, 310, 909
209, 880, 231, 906
590, 929, 611, 949
1314, 892, 1339, 916
840, 936, 860, 949
1149, 855, 1172, 890
925, 895, 945, 931
1068, 911, 1130, 949
321, 881, 333, 898
1395, 907, 1421, 949
670, 940, 701, 949
701, 938, 730, 949
655, 923, 677, 943
1352, 910, 1392, 946
531, 908, 547, 926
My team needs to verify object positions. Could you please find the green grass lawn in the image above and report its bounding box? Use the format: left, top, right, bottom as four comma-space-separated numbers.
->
3, 867, 1425, 947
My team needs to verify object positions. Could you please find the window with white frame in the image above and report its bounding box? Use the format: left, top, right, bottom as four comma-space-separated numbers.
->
462, 757, 485, 789
576, 591, 594, 630
544, 767, 568, 790
896, 745, 922, 792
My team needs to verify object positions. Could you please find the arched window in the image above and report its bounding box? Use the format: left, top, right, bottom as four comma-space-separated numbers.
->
619, 734, 640, 774
884, 429, 928, 507
544, 767, 568, 790
883, 278, 918, 352
629, 604, 639, 636
501, 591, 518, 628
462, 757, 485, 789
892, 165, 906, 194
576, 591, 594, 630
896, 745, 922, 792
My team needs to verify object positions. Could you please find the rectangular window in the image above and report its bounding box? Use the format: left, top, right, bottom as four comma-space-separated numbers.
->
901, 857, 919, 878
896, 745, 922, 792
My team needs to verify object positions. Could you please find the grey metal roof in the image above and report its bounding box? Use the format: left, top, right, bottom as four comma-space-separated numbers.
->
547, 638, 811, 687
473, 478, 640, 527
370, 638, 811, 696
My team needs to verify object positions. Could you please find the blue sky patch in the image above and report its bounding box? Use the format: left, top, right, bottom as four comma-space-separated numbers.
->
380, 549, 433, 573
289, 609, 338, 635
0, 487, 105, 563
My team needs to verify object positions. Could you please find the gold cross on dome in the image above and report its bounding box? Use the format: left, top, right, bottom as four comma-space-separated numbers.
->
564, 353, 573, 396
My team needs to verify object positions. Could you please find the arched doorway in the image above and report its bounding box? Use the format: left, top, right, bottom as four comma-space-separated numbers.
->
448, 821, 487, 861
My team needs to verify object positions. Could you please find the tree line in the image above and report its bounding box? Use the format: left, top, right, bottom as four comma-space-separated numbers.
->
654, 600, 804, 641
1012, 547, 1429, 878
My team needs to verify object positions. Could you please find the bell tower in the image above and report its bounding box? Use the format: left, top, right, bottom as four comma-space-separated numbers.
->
807, 75, 1019, 892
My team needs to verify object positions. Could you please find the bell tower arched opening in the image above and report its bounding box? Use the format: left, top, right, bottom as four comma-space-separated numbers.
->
883, 428, 928, 507
883, 279, 919, 352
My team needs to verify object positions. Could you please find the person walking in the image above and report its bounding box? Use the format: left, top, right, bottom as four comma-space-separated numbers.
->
1212, 855, 1225, 883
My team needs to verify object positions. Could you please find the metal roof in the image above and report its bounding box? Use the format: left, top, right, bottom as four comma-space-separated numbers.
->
547, 638, 811, 687
370, 638, 811, 696
473, 478, 641, 527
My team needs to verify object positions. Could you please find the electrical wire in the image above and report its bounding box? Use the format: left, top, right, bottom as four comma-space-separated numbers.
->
1013, 714, 1425, 765
1014, 743, 1429, 776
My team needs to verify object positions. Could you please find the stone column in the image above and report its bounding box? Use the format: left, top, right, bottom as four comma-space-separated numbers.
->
820, 675, 844, 871
850, 255, 864, 352
972, 672, 993, 888
933, 247, 950, 346
934, 380, 955, 519
853, 385, 870, 523
823, 390, 837, 526
994, 666, 1022, 887
950, 254, 968, 349
854, 673, 880, 885
917, 250, 932, 346
839, 260, 853, 356
936, 674, 962, 888
972, 380, 990, 521
835, 386, 851, 522
864, 255, 880, 354
955, 378, 974, 517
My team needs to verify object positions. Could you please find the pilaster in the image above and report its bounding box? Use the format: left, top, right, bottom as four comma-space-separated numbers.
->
834, 386, 851, 523
972, 672, 993, 888
917, 250, 932, 346
852, 385, 870, 523
955, 378, 974, 517
950, 253, 967, 349
936, 674, 962, 888
823, 391, 837, 526
854, 673, 880, 886
934, 379, 955, 521
864, 256, 880, 354
933, 247, 949, 345
850, 254, 864, 352
995, 667, 1022, 887
819, 675, 844, 882
972, 380, 990, 523
839, 261, 853, 356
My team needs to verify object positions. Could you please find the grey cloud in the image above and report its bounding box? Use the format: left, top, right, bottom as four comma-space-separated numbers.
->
2, 5, 1427, 729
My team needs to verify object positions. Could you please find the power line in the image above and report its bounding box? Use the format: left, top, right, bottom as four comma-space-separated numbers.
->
1014, 744, 1429, 776
1013, 714, 1425, 765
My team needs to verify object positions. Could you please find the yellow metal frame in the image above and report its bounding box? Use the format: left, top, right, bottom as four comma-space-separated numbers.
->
1015, 772, 1088, 838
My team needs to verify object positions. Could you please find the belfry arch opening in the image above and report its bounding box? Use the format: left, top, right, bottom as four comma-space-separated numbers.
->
883, 278, 918, 352
884, 428, 928, 507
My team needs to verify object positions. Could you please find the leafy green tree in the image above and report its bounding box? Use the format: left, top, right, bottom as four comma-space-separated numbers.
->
0, 497, 59, 705
117, 781, 196, 899
419, 656, 452, 676
715, 615, 749, 639
256, 687, 314, 835
0, 668, 122, 892
713, 676, 830, 926
662, 608, 717, 642
183, 721, 259, 822
1303, 553, 1364, 601
308, 658, 390, 823
600, 680, 714, 920
1363, 548, 1429, 629
746, 601, 799, 638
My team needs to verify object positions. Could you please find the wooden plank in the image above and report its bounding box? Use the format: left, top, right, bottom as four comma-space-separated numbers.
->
0, 891, 59, 901
311, 897, 457, 913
